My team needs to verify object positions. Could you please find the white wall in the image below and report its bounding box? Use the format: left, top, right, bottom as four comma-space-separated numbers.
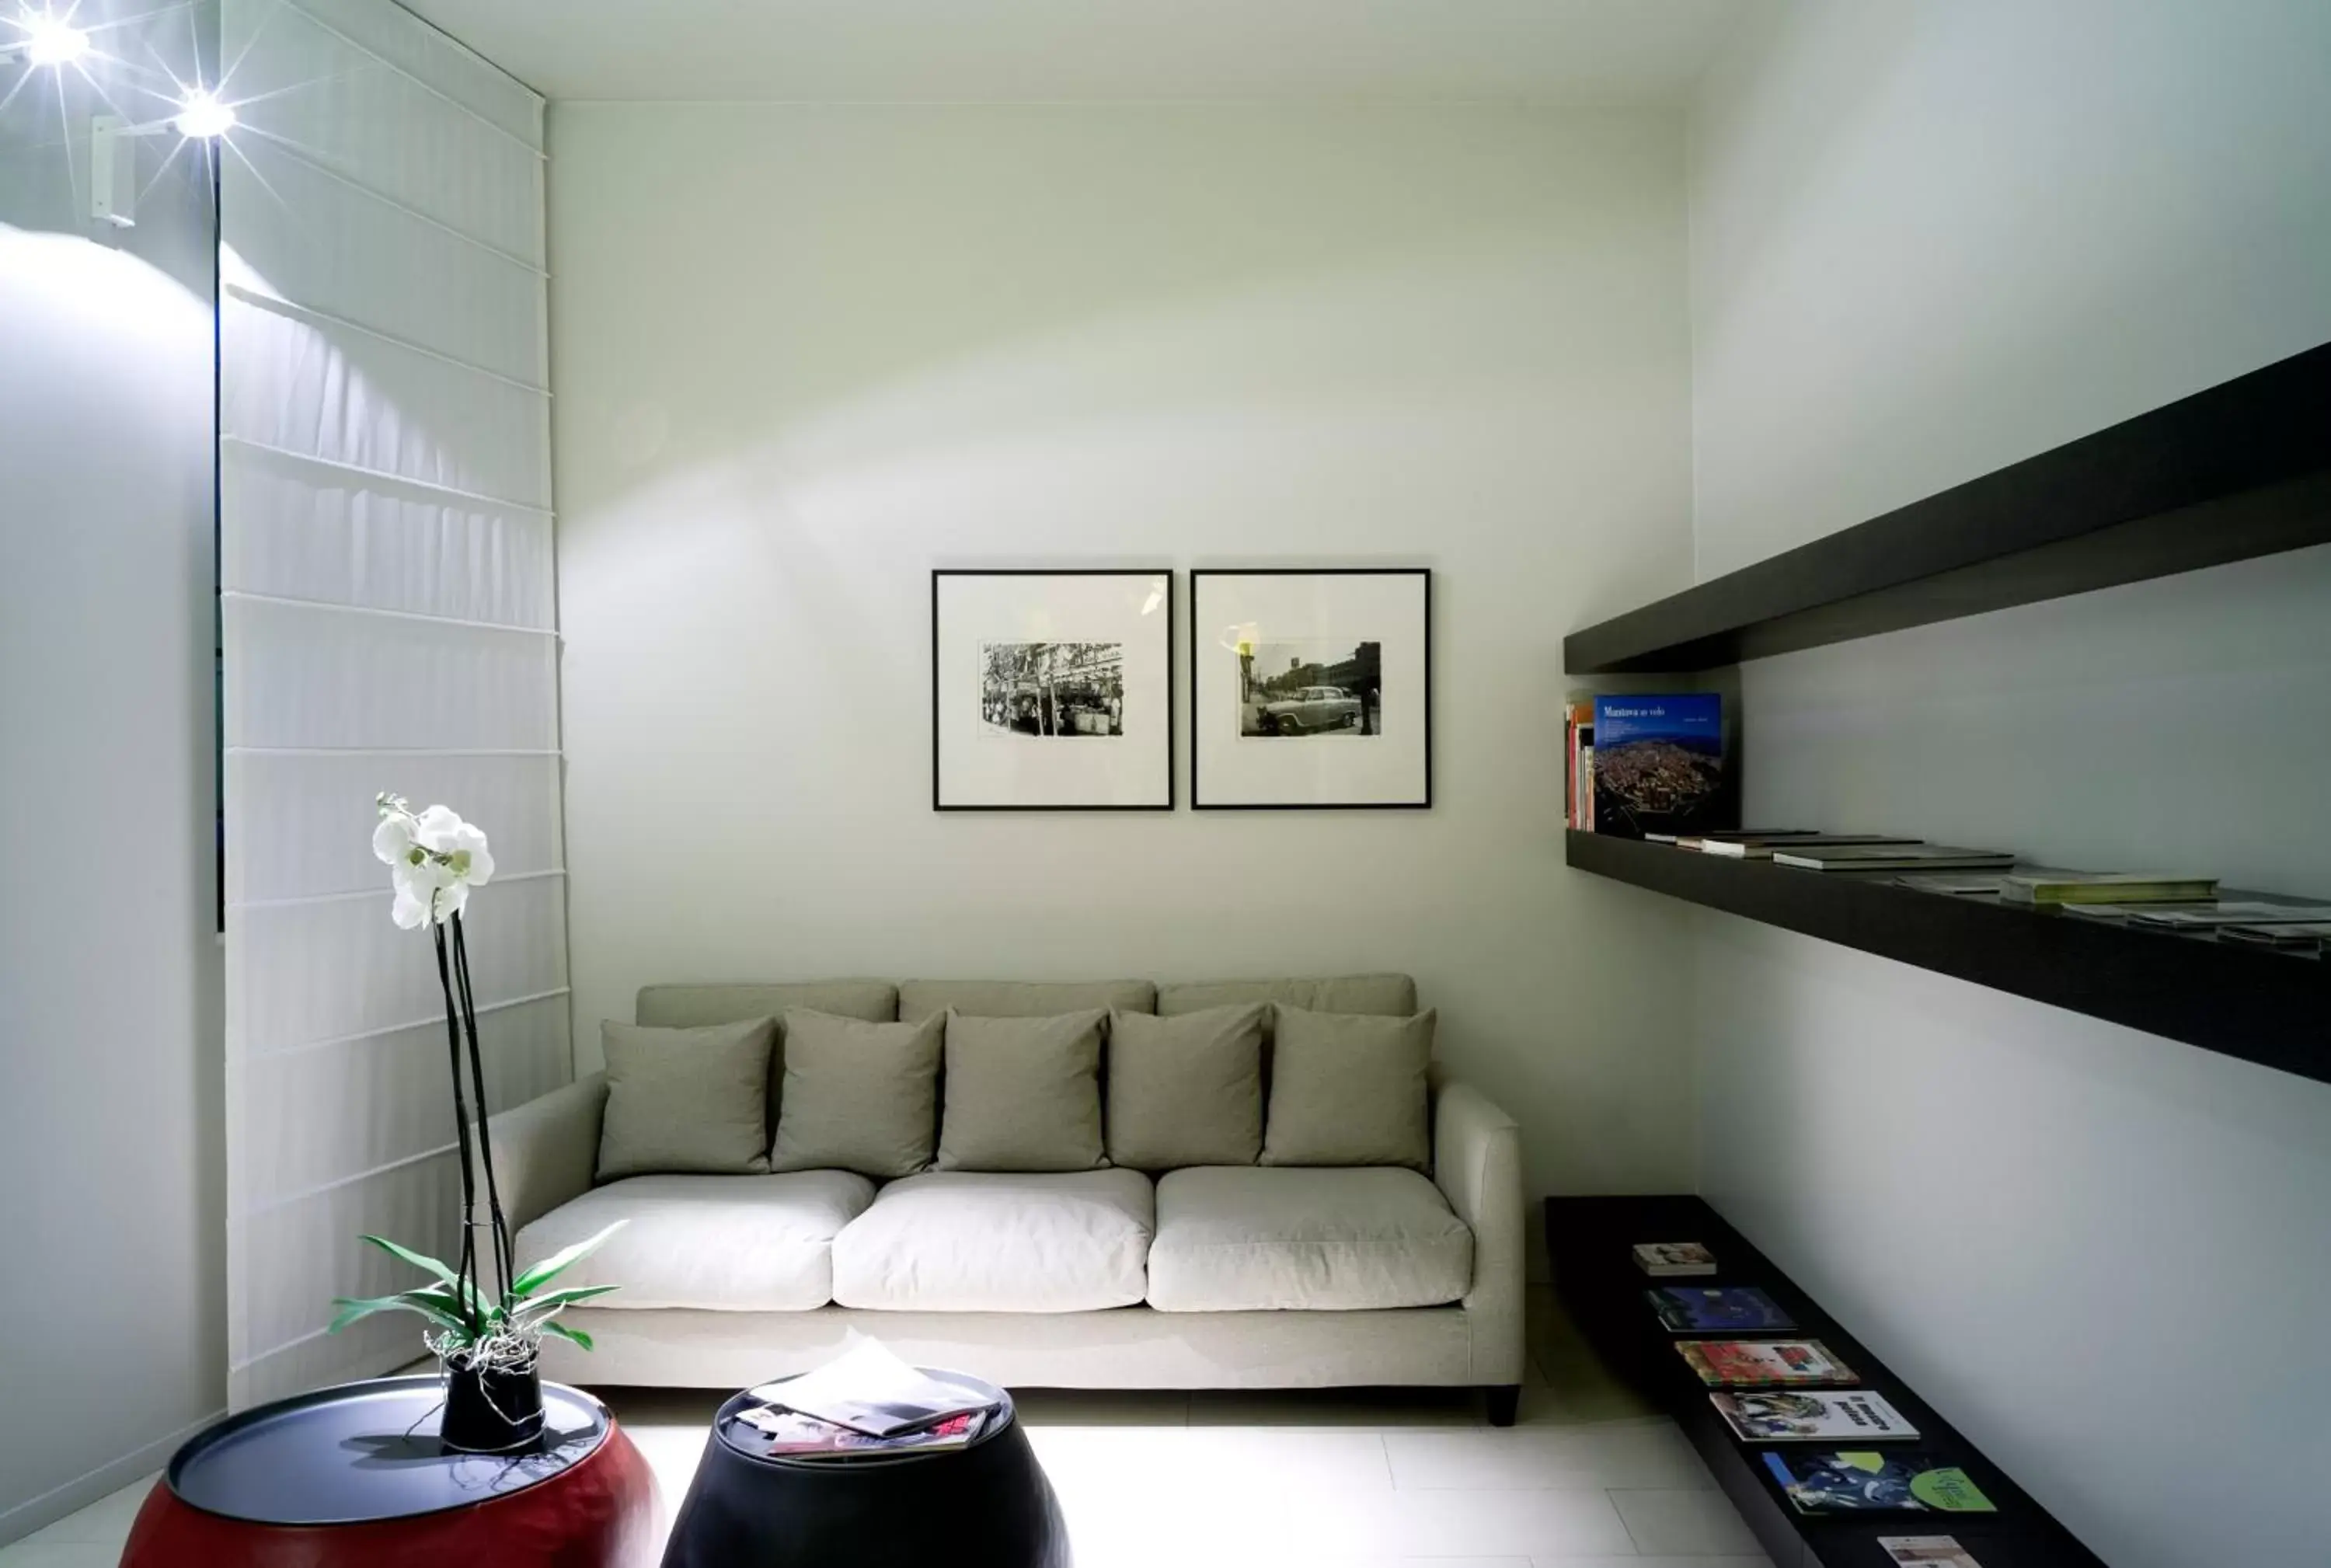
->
1687, 5, 2331, 1566
550, 103, 1702, 1203
0, 7, 224, 1535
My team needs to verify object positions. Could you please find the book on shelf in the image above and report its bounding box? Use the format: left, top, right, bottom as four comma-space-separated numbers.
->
1697, 833, 1918, 860
1760, 1450, 1997, 1516
1879, 1536, 1987, 1567
1648, 1286, 1795, 1333
1772, 843, 2017, 873
1563, 698, 1595, 831
1998, 870, 2220, 906
1711, 1389, 1919, 1442
1590, 694, 1734, 840
1632, 1241, 1716, 1277
1676, 1338, 1857, 1386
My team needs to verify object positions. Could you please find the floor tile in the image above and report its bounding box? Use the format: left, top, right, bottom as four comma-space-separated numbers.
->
0, 1545, 123, 1568
1009, 1388, 1191, 1427
1385, 1422, 1712, 1490
1186, 1385, 1485, 1427
1608, 1486, 1767, 1555
12, 1479, 151, 1547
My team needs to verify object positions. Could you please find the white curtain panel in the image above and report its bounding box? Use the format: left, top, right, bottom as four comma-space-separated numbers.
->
219, 0, 566, 1409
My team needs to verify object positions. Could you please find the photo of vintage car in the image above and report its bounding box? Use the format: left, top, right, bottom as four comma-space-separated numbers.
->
1256, 685, 1362, 734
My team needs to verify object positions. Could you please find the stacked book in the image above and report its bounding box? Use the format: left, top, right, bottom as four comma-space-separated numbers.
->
730, 1340, 1001, 1460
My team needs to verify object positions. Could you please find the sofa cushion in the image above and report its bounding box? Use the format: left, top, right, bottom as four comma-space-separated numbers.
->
1105, 1003, 1266, 1170
1147, 1166, 1471, 1312
515, 1170, 876, 1312
1261, 1005, 1434, 1171
831, 1169, 1154, 1312
899, 979, 1154, 1023
769, 1009, 944, 1179
936, 1009, 1109, 1173
636, 982, 899, 1134
598, 1018, 775, 1179
1157, 974, 1416, 1026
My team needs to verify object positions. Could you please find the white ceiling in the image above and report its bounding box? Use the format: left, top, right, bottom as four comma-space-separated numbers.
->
397, 0, 1770, 106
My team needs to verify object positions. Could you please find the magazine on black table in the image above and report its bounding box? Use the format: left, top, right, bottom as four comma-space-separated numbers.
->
747, 1340, 997, 1437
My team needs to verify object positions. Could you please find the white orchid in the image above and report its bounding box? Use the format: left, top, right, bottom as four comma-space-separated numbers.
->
375, 793, 497, 929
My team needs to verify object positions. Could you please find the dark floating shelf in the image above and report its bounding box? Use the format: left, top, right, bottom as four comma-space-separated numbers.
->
1565, 341, 2331, 674
1566, 833, 2330, 1086
1549, 1193, 2109, 1568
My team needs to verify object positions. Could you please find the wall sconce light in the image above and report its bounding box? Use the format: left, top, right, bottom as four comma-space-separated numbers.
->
3, 11, 88, 67
88, 89, 237, 228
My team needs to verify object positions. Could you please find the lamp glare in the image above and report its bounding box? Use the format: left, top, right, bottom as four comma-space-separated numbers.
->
24, 16, 89, 66
174, 89, 234, 139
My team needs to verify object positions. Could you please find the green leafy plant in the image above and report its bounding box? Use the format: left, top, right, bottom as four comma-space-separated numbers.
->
330, 1221, 626, 1363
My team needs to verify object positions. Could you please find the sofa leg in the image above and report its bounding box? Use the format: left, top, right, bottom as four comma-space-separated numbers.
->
1484, 1385, 1520, 1427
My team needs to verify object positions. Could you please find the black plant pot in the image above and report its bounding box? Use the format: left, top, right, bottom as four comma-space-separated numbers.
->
440, 1358, 546, 1455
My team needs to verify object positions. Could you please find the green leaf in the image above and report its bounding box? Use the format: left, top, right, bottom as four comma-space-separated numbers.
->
359, 1235, 459, 1288
328, 1288, 472, 1337
510, 1221, 627, 1298
539, 1319, 595, 1353
510, 1284, 622, 1326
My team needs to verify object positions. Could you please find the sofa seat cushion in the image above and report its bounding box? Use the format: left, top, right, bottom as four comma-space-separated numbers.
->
1147, 1166, 1472, 1312
514, 1170, 876, 1312
831, 1169, 1154, 1312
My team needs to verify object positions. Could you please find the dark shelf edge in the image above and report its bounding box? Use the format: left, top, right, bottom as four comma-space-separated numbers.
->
1564, 341, 2331, 673
1566, 832, 2330, 1086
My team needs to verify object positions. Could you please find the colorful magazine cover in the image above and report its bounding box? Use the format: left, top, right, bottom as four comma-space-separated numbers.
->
1711, 1389, 1918, 1441
1675, 1338, 1856, 1386
1590, 695, 1733, 839
1632, 1241, 1716, 1276
1648, 1286, 1795, 1333
1761, 1451, 1997, 1515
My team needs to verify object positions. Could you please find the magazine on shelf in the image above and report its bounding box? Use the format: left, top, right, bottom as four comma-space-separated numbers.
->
1773, 844, 2016, 873
2220, 919, 2331, 946
731, 1405, 990, 1458
1676, 1338, 1857, 1386
1711, 1389, 1919, 1441
1648, 1286, 1795, 1333
1997, 870, 2219, 905
2122, 900, 2331, 929
1632, 1241, 1716, 1277
747, 1340, 996, 1437
1879, 1536, 1986, 1567
1760, 1450, 1997, 1516
1699, 834, 1920, 859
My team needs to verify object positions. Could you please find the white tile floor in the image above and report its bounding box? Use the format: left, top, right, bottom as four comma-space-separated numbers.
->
0, 1292, 1768, 1568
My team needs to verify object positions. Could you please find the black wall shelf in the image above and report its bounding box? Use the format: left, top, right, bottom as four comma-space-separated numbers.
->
1548, 1193, 2109, 1568
1565, 342, 2331, 674
1567, 833, 2329, 1087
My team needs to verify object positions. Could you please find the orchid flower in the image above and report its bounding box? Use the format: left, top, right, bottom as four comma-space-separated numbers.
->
375, 793, 497, 929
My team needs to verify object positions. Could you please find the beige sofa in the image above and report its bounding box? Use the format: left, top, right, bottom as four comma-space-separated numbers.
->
486, 974, 1527, 1423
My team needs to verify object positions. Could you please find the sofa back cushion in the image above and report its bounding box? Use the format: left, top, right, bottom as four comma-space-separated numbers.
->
900, 979, 1154, 1023
936, 1009, 1110, 1172
1259, 1005, 1435, 1172
1157, 974, 1416, 1029
769, 1009, 946, 1179
598, 1018, 777, 1179
1105, 1003, 1267, 1171
636, 981, 897, 1133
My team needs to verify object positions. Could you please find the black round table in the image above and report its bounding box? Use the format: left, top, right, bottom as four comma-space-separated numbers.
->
120, 1376, 659, 1566
660, 1371, 1070, 1568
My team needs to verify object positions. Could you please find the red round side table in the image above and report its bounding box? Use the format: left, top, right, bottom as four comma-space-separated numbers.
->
118, 1376, 659, 1568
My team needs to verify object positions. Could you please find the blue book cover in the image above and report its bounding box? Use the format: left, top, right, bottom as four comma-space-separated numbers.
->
1648, 1286, 1796, 1333
1761, 1450, 1998, 1516
1591, 694, 1733, 838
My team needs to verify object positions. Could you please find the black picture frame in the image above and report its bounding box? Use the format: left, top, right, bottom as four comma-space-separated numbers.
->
1190, 567, 1433, 810
931, 569, 1176, 812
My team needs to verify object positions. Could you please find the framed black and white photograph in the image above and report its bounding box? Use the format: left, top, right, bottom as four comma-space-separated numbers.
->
1191, 568, 1430, 809
932, 570, 1174, 810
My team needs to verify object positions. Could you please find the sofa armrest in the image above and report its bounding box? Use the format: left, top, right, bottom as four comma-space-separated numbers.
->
472, 1074, 607, 1234
1433, 1078, 1526, 1385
